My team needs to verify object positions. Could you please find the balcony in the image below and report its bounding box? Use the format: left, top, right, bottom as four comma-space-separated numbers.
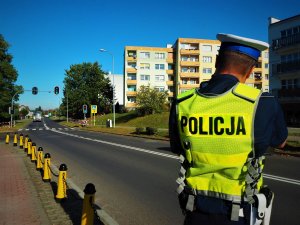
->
127, 80, 137, 85
126, 102, 137, 108
272, 33, 300, 50
167, 57, 174, 63
167, 69, 174, 74
180, 83, 199, 89
166, 80, 174, 86
180, 61, 200, 67
127, 56, 136, 62
127, 67, 137, 73
272, 60, 300, 74
180, 49, 200, 55
126, 91, 137, 96
180, 72, 200, 78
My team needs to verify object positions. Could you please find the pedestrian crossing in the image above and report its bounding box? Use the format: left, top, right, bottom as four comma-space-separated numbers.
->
18, 127, 76, 132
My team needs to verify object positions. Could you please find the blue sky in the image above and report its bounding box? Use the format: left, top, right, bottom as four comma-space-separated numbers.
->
1, 0, 299, 110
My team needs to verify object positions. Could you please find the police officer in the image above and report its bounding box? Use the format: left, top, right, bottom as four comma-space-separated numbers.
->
169, 33, 288, 225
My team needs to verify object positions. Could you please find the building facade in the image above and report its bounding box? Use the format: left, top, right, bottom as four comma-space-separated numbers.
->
269, 15, 300, 126
124, 38, 269, 110
106, 74, 124, 106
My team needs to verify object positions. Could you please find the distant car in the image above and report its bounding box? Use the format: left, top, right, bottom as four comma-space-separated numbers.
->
33, 112, 42, 122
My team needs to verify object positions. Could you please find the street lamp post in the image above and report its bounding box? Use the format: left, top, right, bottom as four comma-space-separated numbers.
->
10, 90, 22, 128
99, 48, 115, 128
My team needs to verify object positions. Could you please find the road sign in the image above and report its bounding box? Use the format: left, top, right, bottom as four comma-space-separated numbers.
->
91, 105, 97, 114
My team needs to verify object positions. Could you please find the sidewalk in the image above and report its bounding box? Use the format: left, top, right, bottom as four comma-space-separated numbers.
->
0, 142, 51, 224
0, 137, 105, 225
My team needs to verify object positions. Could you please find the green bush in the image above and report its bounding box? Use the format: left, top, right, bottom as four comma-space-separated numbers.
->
146, 127, 158, 135
135, 127, 144, 134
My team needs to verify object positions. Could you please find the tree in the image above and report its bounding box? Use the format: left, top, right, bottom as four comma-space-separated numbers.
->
62, 62, 113, 119
136, 86, 168, 115
0, 34, 23, 121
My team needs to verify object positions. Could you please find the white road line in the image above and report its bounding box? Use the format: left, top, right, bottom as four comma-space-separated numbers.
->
50, 129, 300, 185
51, 129, 178, 160
264, 174, 300, 186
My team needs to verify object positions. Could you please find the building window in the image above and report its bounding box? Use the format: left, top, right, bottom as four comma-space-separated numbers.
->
265, 63, 269, 69
140, 52, 150, 59
155, 53, 165, 59
168, 86, 174, 92
202, 45, 212, 52
155, 75, 165, 81
168, 64, 174, 70
264, 52, 269, 59
140, 63, 150, 70
182, 79, 188, 84
127, 74, 136, 80
181, 67, 188, 72
127, 63, 136, 68
189, 67, 197, 73
265, 74, 269, 80
140, 74, 150, 81
127, 97, 136, 103
155, 86, 165, 92
181, 56, 188, 61
127, 85, 136, 91
155, 64, 165, 70
168, 75, 174, 81
281, 79, 297, 89
128, 51, 136, 58
190, 79, 198, 84
203, 68, 212, 74
203, 56, 212, 63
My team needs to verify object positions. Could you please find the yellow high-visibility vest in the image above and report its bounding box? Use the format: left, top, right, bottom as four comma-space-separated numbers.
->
177, 83, 263, 202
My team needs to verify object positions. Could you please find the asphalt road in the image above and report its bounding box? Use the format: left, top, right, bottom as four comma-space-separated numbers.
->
21, 118, 300, 225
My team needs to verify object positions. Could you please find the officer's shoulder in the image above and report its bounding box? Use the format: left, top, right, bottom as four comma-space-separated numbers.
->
232, 83, 261, 102
176, 89, 195, 103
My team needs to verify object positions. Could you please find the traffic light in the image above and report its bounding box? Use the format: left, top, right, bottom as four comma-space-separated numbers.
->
83, 104, 88, 114
54, 86, 59, 95
32, 87, 38, 95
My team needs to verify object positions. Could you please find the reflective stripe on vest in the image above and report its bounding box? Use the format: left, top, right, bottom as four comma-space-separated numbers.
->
177, 83, 262, 202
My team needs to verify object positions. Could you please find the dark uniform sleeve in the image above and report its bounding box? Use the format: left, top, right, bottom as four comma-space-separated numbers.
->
169, 101, 184, 155
254, 93, 288, 157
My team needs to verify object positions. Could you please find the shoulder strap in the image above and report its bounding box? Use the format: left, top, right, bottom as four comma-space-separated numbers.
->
232, 83, 262, 103
176, 89, 195, 104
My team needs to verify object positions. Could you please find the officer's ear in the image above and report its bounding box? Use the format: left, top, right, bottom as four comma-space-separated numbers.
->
245, 66, 255, 80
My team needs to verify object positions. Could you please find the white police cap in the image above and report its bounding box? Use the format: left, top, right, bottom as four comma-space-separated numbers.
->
217, 33, 269, 60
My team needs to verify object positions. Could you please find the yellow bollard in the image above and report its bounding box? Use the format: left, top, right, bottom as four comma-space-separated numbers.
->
36, 147, 43, 170
31, 143, 37, 162
5, 133, 10, 144
81, 183, 96, 225
27, 139, 32, 156
43, 153, 51, 181
56, 164, 68, 200
13, 133, 18, 146
24, 135, 28, 152
19, 134, 24, 149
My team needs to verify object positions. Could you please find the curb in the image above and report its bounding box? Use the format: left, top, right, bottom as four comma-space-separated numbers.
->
273, 149, 300, 157
50, 164, 119, 225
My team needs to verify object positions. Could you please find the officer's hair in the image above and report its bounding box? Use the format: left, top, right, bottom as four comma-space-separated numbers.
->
216, 50, 257, 75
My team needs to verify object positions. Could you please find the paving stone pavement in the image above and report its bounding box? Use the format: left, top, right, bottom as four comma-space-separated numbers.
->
0, 139, 103, 225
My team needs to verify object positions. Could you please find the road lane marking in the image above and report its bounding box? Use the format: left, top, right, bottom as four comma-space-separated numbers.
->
50, 128, 300, 185
51, 129, 179, 160
264, 174, 300, 186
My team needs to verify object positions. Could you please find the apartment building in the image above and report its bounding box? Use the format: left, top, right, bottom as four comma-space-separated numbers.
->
269, 15, 300, 126
124, 46, 175, 109
124, 38, 269, 110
